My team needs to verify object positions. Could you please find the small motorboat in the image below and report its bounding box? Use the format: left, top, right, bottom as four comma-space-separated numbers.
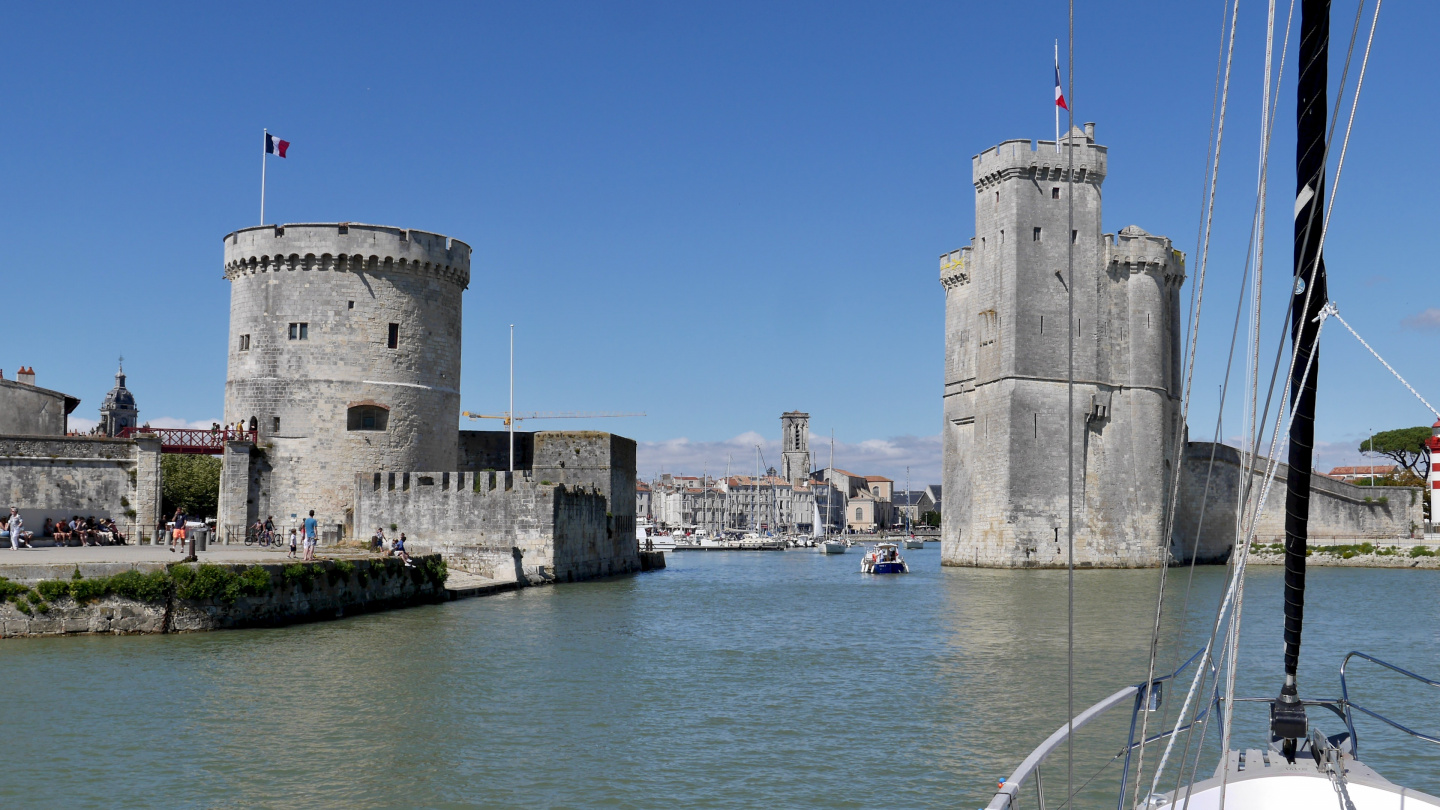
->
818, 539, 848, 554
861, 542, 909, 574
902, 537, 924, 549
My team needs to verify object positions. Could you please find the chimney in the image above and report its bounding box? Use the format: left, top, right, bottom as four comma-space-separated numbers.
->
17, 366, 34, 386
1083, 122, 1096, 141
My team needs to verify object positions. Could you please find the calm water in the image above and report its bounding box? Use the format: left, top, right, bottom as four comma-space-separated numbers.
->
4, 548, 1439, 808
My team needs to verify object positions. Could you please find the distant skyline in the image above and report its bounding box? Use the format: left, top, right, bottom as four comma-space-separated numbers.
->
7, 1, 1436, 486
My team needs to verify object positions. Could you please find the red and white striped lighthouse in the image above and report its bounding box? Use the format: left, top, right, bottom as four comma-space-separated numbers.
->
1428, 420, 1440, 533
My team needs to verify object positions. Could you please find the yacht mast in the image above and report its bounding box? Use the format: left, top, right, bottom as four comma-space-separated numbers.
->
1273, 0, 1331, 762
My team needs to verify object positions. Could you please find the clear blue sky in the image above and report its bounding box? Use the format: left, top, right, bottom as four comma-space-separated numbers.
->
4, 1, 1435, 483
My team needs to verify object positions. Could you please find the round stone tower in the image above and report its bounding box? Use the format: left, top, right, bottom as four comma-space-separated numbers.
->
222, 223, 470, 530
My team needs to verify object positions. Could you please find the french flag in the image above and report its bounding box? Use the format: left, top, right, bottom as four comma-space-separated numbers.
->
1054, 62, 1068, 110
265, 133, 290, 158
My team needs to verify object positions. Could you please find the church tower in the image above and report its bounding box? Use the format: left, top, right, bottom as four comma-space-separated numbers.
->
99, 361, 139, 437
939, 124, 1186, 567
780, 411, 810, 484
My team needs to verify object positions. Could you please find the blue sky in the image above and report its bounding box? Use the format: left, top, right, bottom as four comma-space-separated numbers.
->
3, 1, 1435, 484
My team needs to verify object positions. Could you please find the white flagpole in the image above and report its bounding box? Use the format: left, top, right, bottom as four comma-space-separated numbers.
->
1054, 41, 1061, 153
260, 128, 268, 225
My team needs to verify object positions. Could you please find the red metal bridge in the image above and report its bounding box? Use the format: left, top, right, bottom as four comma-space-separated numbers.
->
117, 426, 256, 455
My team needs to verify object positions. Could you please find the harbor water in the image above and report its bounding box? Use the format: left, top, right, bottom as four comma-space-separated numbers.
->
5, 547, 1438, 808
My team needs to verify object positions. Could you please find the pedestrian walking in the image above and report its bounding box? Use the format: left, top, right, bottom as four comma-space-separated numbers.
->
7, 507, 26, 549
287, 527, 298, 559
170, 508, 186, 553
302, 510, 318, 561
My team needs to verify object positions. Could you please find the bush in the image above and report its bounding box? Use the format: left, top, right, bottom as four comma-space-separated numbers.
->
35, 580, 69, 602
1411, 545, 1436, 558
0, 577, 29, 600
237, 566, 273, 598
107, 570, 173, 602
70, 577, 109, 604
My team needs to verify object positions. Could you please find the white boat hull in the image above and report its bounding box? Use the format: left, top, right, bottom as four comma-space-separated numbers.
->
818, 540, 847, 554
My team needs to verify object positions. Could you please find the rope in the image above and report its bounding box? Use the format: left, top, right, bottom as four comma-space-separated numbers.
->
1327, 304, 1440, 419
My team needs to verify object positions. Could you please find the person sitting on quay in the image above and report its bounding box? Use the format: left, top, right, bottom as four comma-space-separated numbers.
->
102, 517, 126, 545
391, 532, 414, 568
52, 518, 70, 547
67, 516, 87, 546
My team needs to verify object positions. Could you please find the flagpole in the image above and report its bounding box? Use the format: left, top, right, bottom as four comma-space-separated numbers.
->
1054, 40, 1065, 152
261, 128, 268, 225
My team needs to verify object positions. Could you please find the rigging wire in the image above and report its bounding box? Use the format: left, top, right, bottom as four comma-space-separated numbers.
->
1132, 0, 1244, 799
1328, 306, 1440, 419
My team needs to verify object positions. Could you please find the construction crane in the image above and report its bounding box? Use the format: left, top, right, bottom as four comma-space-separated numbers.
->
461, 411, 646, 426
461, 410, 645, 473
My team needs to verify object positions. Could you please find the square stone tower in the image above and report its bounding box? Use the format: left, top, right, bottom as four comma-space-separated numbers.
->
940, 124, 1186, 567
780, 411, 810, 484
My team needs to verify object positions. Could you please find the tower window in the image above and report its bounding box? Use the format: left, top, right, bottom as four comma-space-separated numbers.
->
1072, 230, 1078, 243
1052, 187, 1060, 199
238, 334, 250, 352
1033, 227, 1042, 241
348, 301, 354, 309
994, 190, 999, 207
272, 416, 280, 433
388, 323, 399, 349
347, 404, 389, 431
288, 322, 308, 340
1000, 230, 1004, 244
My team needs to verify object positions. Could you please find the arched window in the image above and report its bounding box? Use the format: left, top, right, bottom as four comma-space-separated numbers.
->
347, 403, 389, 431
855, 507, 863, 520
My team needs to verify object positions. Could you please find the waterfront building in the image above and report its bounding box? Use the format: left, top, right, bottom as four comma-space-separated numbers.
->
0, 367, 78, 436
636, 480, 652, 520
99, 362, 139, 437
891, 489, 935, 525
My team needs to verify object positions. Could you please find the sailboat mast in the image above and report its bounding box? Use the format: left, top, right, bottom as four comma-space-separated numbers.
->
1274, 0, 1331, 758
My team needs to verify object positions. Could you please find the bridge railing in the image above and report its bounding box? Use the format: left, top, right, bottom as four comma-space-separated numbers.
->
117, 426, 256, 454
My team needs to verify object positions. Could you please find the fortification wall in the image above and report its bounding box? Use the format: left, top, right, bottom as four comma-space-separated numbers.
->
353, 470, 638, 582
1174, 442, 1422, 562
0, 436, 161, 542
0, 379, 75, 437
222, 223, 470, 529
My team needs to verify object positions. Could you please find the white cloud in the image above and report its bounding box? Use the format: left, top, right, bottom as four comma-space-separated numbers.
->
637, 431, 942, 486
1401, 308, 1440, 332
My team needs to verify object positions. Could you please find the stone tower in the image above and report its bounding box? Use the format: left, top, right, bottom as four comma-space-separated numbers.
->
221, 223, 470, 530
939, 124, 1186, 567
780, 411, 810, 484
99, 361, 139, 436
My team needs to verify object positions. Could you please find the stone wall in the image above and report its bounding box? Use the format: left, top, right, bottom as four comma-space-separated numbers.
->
458, 429, 534, 471
0, 435, 162, 542
0, 556, 446, 638
354, 469, 638, 582
1174, 442, 1422, 562
0, 378, 76, 436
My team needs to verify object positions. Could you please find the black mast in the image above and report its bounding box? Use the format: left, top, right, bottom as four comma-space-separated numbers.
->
1272, 0, 1330, 762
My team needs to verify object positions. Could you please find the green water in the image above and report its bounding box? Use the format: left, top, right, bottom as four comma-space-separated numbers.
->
4, 548, 1438, 808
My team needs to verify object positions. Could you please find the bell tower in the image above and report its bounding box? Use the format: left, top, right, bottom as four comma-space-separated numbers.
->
780, 411, 810, 484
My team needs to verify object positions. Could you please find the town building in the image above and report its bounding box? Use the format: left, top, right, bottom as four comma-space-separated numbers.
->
1325, 465, 1398, 483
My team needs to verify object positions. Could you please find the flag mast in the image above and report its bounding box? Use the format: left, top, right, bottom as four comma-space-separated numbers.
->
261, 128, 268, 225
1054, 40, 1065, 152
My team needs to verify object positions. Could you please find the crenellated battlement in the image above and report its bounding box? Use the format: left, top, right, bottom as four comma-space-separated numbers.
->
971, 126, 1107, 191
1106, 225, 1187, 283
939, 246, 972, 289
223, 223, 470, 289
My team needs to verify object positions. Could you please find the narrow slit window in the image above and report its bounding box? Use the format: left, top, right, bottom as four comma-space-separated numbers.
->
1033, 227, 1042, 241
272, 416, 280, 433
387, 323, 399, 349
347, 301, 354, 309
1034, 413, 1038, 439
238, 334, 250, 352
1052, 187, 1060, 199
1071, 230, 1078, 243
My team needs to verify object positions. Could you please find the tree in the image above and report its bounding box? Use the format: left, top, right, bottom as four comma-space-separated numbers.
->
161, 454, 223, 518
1359, 426, 1432, 479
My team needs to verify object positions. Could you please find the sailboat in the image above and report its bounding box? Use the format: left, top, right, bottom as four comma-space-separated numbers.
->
818, 431, 848, 554
985, 3, 1440, 808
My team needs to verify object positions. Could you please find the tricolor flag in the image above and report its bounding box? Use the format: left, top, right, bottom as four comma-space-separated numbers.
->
1054, 62, 1068, 111
265, 133, 290, 158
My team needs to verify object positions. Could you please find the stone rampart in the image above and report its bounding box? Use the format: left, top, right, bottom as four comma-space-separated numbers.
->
0, 435, 162, 542
0, 556, 446, 638
1174, 442, 1422, 562
353, 470, 638, 583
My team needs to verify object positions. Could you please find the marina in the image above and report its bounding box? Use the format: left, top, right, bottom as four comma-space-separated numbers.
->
2, 549, 1437, 807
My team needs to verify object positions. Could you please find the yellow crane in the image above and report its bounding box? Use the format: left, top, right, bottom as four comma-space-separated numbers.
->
461, 411, 646, 426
